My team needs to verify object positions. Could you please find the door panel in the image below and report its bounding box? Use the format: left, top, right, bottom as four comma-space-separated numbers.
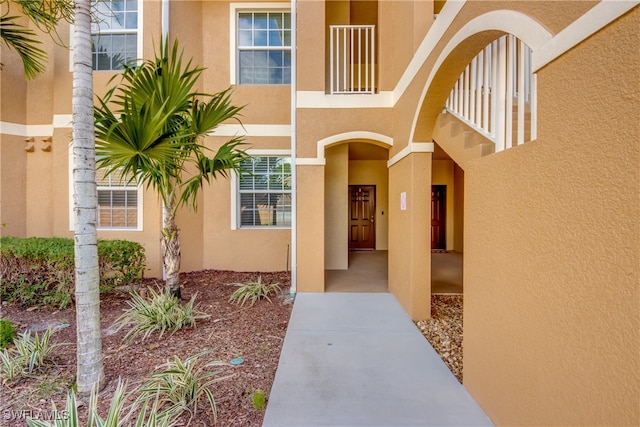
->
349, 185, 375, 250
431, 185, 446, 249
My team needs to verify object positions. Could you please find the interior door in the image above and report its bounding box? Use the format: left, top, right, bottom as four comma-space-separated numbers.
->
431, 185, 446, 249
349, 185, 375, 250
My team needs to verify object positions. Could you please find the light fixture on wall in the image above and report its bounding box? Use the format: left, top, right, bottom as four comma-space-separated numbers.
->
24, 137, 35, 152
42, 137, 52, 152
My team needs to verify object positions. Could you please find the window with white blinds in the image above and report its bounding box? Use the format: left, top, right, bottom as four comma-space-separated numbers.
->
96, 169, 140, 229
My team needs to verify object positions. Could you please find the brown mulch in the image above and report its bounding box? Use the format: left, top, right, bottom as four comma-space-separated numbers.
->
416, 295, 463, 382
0, 270, 293, 427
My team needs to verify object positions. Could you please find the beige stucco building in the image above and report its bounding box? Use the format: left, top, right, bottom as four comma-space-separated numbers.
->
1, 0, 639, 425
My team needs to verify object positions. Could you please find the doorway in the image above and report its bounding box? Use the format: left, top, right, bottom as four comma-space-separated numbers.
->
349, 185, 376, 250
431, 185, 446, 250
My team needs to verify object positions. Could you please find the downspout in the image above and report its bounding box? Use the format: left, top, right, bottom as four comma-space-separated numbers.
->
162, 0, 169, 39
161, 0, 169, 281
290, 0, 297, 298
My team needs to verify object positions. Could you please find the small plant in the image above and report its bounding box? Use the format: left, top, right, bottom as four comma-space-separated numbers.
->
114, 288, 209, 342
0, 319, 17, 349
252, 389, 266, 410
14, 329, 60, 374
0, 328, 61, 384
26, 380, 173, 427
0, 349, 26, 384
229, 276, 282, 307
137, 353, 233, 423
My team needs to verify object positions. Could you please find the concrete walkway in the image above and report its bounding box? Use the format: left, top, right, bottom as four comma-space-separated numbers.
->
263, 293, 492, 427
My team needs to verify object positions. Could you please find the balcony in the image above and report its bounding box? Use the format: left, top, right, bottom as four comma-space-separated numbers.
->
329, 25, 376, 94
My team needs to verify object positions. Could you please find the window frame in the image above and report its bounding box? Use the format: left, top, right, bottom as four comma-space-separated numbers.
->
231, 150, 292, 230
88, 0, 143, 71
229, 3, 291, 85
95, 170, 143, 230
68, 146, 144, 232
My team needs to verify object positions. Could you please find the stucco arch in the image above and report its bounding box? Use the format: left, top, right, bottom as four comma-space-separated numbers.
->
410, 10, 552, 143
316, 131, 393, 160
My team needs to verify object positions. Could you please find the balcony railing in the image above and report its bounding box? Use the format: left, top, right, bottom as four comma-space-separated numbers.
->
330, 25, 376, 94
445, 35, 537, 152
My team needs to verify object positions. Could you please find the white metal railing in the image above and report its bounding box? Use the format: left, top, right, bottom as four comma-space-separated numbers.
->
330, 25, 376, 94
445, 34, 537, 152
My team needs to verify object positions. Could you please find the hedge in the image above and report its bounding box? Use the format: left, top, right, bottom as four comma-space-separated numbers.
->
0, 237, 146, 308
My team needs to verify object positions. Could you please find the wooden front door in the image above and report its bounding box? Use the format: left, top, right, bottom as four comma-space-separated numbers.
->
431, 185, 446, 249
349, 185, 375, 250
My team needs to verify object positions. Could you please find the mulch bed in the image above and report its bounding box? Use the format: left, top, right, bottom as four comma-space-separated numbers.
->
0, 270, 293, 426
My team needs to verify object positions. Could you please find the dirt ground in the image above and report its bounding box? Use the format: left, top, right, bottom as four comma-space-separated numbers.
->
1, 272, 462, 426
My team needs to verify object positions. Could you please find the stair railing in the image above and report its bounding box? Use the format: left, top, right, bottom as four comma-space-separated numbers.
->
444, 35, 537, 152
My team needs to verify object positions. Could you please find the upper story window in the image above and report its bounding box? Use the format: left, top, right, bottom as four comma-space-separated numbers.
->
237, 11, 291, 85
238, 156, 292, 228
96, 168, 141, 229
91, 0, 139, 70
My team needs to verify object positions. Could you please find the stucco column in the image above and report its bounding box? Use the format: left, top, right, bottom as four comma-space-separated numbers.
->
296, 163, 325, 292
388, 151, 431, 320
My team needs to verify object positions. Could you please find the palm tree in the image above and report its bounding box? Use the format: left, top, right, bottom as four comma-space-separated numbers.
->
0, 0, 73, 79
72, 0, 104, 394
94, 39, 249, 298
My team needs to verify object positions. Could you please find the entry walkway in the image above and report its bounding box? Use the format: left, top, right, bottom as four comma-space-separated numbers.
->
263, 293, 492, 426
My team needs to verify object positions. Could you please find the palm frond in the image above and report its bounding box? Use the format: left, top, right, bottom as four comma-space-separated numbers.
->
0, 14, 47, 79
94, 37, 249, 214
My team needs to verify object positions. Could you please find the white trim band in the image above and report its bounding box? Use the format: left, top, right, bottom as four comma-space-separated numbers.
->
210, 124, 292, 137
532, 0, 640, 71
387, 142, 434, 168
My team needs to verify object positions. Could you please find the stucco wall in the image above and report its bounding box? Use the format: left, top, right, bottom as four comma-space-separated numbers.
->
325, 144, 349, 270
388, 152, 431, 320
463, 7, 640, 426
297, 165, 325, 292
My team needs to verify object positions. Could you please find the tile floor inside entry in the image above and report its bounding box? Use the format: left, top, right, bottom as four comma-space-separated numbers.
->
324, 250, 463, 294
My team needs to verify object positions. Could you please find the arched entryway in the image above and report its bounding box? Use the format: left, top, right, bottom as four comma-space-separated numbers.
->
323, 139, 390, 292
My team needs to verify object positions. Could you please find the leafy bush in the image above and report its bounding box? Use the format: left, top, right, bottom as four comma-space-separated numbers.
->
0, 319, 17, 349
114, 288, 209, 342
138, 353, 232, 423
0, 237, 145, 308
229, 276, 282, 306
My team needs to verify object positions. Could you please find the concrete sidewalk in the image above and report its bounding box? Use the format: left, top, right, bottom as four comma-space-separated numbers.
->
263, 293, 493, 427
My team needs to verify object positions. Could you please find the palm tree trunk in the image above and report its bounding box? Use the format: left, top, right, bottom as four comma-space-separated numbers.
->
72, 0, 104, 394
162, 193, 182, 299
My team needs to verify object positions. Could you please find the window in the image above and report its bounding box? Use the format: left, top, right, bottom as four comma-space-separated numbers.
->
237, 11, 291, 84
96, 168, 140, 229
91, 0, 139, 70
238, 156, 291, 227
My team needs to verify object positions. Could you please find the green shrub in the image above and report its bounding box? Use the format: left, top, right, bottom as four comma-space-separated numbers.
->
229, 276, 282, 307
138, 353, 232, 423
0, 237, 145, 308
0, 319, 17, 349
114, 288, 209, 342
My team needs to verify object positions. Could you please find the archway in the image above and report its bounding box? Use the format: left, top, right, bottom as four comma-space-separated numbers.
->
322, 137, 391, 292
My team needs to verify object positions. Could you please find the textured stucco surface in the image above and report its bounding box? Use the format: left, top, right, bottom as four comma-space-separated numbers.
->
388, 153, 431, 320
463, 6, 640, 426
